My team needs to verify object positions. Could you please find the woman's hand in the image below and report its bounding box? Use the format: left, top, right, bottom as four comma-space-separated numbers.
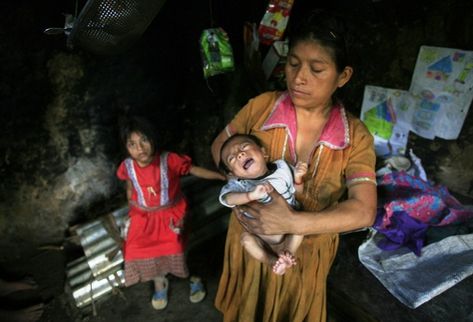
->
236, 189, 296, 235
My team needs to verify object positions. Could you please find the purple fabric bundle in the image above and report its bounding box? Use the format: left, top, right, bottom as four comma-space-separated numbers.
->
374, 210, 428, 256
374, 171, 473, 255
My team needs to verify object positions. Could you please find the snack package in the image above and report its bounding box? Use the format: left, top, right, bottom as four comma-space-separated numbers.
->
258, 0, 295, 45
200, 28, 235, 78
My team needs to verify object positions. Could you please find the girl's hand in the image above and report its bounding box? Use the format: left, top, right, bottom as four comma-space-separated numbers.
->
236, 189, 295, 235
169, 218, 183, 234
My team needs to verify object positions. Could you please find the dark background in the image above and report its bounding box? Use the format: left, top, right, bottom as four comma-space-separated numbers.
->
0, 0, 472, 321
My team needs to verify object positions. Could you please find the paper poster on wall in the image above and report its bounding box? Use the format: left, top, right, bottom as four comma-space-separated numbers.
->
361, 86, 414, 156
409, 46, 473, 139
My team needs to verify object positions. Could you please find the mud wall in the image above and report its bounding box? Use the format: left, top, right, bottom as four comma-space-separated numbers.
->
0, 0, 472, 261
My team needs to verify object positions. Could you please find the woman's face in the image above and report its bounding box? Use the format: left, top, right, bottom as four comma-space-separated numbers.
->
285, 40, 352, 110
126, 131, 154, 167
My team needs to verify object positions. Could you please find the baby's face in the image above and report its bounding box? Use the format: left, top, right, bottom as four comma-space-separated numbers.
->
221, 136, 268, 179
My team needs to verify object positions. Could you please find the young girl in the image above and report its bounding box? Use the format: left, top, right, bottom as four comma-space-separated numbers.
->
116, 116, 225, 310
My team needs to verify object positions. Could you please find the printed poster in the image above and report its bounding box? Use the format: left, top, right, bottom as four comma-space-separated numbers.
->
409, 46, 473, 139
361, 46, 473, 156
361, 86, 414, 156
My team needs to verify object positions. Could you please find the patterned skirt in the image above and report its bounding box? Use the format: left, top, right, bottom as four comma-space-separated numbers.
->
124, 254, 189, 286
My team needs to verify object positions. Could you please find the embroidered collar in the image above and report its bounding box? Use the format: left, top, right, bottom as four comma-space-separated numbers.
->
260, 91, 350, 161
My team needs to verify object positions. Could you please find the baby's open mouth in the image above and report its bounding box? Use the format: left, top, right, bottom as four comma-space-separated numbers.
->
242, 158, 254, 170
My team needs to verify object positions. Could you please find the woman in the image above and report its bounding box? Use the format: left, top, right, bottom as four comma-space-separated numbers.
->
211, 9, 377, 322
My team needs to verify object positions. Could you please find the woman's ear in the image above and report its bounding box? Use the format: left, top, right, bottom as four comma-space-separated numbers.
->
337, 66, 353, 88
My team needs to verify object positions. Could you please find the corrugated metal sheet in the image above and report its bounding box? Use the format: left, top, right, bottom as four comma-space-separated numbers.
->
67, 207, 128, 308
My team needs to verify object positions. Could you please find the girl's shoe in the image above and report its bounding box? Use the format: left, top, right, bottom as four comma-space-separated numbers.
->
189, 276, 206, 303
151, 278, 169, 310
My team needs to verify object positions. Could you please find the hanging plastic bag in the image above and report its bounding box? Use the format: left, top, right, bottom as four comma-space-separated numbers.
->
200, 28, 235, 78
258, 0, 295, 46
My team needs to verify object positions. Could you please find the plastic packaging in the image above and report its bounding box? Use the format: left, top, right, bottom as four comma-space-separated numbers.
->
258, 0, 294, 45
200, 28, 235, 78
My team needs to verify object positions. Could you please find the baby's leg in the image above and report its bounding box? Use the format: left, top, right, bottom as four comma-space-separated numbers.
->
240, 232, 278, 266
258, 234, 285, 245
272, 251, 297, 275
272, 235, 303, 275
284, 234, 304, 255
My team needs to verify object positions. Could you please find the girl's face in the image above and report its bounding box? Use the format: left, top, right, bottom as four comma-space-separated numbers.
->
285, 40, 352, 110
221, 136, 268, 179
126, 131, 154, 167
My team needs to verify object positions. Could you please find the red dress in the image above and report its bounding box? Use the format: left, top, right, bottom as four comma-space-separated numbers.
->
116, 151, 192, 286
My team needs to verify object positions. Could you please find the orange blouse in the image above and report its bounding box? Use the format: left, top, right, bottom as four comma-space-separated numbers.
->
226, 91, 376, 212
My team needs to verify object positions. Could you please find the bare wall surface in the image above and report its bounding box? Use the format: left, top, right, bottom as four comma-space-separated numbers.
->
0, 2, 472, 320
1, 0, 472, 261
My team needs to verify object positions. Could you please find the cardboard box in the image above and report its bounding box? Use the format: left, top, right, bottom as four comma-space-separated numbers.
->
262, 40, 288, 80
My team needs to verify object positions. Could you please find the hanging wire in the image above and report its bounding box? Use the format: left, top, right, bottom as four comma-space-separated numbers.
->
205, 78, 215, 94
208, 0, 214, 27
205, 0, 215, 93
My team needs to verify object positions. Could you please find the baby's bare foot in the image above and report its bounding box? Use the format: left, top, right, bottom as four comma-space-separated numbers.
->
272, 251, 297, 275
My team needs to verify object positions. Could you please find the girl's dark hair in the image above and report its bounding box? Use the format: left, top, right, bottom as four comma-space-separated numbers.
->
119, 116, 157, 156
288, 9, 351, 72
218, 133, 263, 174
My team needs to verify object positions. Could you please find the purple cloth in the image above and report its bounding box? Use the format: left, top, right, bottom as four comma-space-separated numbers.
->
374, 210, 429, 256
374, 171, 473, 255
377, 171, 473, 229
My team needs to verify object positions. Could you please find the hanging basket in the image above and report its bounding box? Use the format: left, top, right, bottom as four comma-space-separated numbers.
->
67, 0, 167, 55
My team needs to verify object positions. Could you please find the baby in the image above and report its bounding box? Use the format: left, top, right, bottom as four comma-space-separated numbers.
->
219, 134, 307, 275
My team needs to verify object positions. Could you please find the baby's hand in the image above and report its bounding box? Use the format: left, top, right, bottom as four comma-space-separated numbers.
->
295, 161, 308, 177
249, 183, 273, 200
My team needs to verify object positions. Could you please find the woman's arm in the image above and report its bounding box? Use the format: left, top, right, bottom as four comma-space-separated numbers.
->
236, 182, 377, 236
211, 130, 230, 166
189, 165, 226, 181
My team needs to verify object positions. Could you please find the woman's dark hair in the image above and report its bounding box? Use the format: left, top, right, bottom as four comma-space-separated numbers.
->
288, 9, 351, 73
119, 116, 157, 156
218, 133, 263, 174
